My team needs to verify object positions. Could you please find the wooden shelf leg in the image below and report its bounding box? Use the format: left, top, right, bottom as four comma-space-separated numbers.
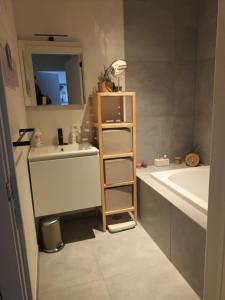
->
102, 213, 107, 232
134, 208, 138, 225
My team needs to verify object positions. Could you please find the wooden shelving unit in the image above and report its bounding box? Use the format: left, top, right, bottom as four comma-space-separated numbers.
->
105, 207, 135, 216
104, 181, 135, 189
93, 92, 137, 231
94, 122, 133, 129
103, 152, 134, 159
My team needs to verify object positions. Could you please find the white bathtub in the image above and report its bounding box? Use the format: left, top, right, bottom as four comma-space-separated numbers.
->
150, 166, 209, 214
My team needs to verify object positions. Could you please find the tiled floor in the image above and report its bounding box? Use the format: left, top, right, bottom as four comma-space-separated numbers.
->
38, 215, 200, 300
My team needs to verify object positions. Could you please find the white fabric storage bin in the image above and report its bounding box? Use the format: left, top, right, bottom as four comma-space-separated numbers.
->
102, 129, 132, 154
105, 186, 133, 211
104, 158, 133, 185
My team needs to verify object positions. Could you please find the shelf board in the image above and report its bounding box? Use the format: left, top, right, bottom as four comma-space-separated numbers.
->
103, 152, 134, 159
94, 122, 133, 129
105, 207, 135, 216
104, 180, 134, 189
97, 92, 135, 97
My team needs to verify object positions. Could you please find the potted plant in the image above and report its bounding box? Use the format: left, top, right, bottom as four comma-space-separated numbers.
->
98, 66, 114, 92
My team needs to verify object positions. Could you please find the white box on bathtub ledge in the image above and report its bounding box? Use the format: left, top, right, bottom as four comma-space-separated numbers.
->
154, 157, 170, 167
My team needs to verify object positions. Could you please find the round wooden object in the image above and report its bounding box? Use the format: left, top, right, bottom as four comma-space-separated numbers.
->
185, 153, 200, 167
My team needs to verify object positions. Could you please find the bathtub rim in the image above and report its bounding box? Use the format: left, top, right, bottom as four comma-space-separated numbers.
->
150, 166, 208, 215
137, 164, 207, 230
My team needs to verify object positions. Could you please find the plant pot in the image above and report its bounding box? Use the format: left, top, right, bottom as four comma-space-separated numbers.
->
98, 81, 113, 92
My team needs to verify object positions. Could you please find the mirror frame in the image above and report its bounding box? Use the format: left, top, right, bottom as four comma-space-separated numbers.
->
18, 40, 86, 107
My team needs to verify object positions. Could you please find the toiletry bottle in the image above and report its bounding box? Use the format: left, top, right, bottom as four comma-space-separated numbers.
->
33, 128, 42, 147
70, 125, 76, 144
72, 124, 81, 144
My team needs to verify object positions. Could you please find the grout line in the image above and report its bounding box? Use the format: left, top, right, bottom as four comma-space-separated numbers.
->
39, 278, 109, 298
39, 238, 105, 295
91, 227, 171, 283
91, 242, 113, 300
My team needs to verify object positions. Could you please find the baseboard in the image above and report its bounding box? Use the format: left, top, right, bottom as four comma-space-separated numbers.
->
33, 245, 39, 300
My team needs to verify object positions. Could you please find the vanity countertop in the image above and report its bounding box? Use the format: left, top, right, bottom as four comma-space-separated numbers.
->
28, 143, 99, 162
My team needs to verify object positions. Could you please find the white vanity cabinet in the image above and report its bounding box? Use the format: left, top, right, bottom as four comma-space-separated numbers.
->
28, 147, 101, 217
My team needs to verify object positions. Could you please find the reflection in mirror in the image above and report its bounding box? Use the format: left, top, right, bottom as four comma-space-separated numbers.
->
32, 54, 83, 106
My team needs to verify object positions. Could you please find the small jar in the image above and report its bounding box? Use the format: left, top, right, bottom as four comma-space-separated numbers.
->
174, 156, 182, 164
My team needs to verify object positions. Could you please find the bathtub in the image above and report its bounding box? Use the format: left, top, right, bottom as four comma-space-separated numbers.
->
150, 166, 209, 214
138, 165, 207, 296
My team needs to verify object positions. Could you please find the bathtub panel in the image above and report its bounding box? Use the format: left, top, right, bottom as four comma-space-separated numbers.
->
171, 207, 206, 297
138, 180, 171, 258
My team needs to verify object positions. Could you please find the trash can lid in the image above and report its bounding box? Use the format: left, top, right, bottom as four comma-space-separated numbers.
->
41, 217, 59, 226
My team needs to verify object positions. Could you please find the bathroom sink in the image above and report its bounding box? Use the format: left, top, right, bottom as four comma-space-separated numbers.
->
28, 143, 99, 162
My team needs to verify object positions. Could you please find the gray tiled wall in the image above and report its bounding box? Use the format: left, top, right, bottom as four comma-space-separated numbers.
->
194, 0, 218, 164
124, 0, 217, 165
124, 0, 198, 164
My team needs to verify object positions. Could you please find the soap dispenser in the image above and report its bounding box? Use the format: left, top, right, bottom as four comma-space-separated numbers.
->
69, 124, 81, 144
70, 125, 76, 144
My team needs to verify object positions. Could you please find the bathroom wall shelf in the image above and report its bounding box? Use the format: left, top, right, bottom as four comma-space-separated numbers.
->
92, 91, 137, 231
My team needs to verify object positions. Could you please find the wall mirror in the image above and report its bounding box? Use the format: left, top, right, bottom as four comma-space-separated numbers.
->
18, 40, 86, 107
